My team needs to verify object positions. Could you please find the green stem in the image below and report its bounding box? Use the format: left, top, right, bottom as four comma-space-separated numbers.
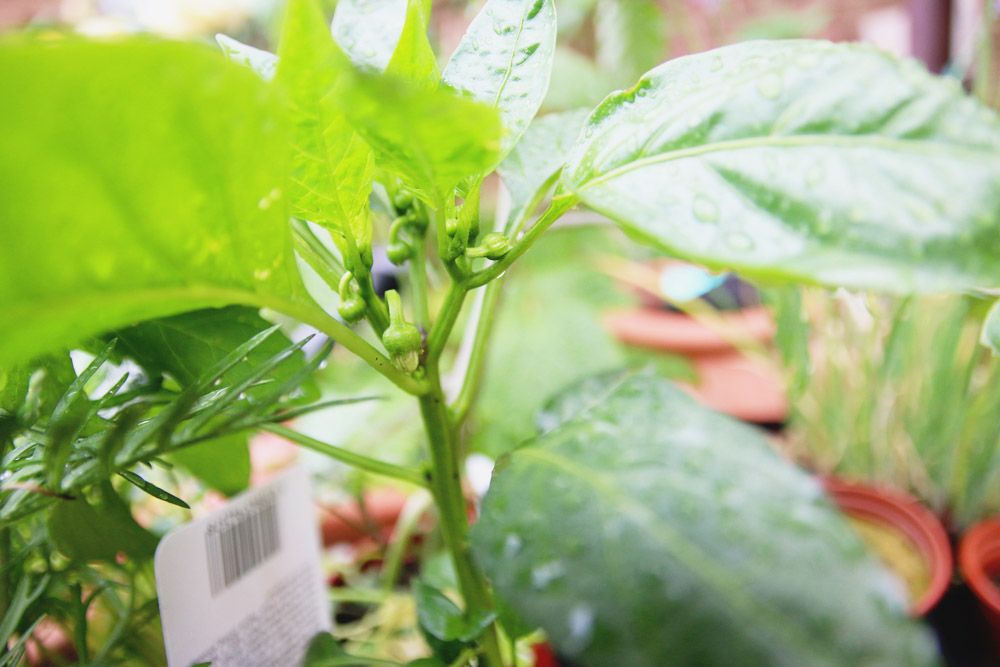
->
290, 218, 345, 290
409, 231, 432, 330
278, 300, 428, 396
261, 424, 428, 488
427, 282, 469, 361
467, 194, 576, 289
450, 279, 503, 424
417, 371, 503, 667
71, 582, 89, 664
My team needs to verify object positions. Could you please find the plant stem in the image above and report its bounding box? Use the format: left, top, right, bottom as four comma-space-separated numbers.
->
409, 231, 431, 330
450, 278, 503, 424
277, 300, 428, 396
71, 582, 90, 664
290, 218, 345, 289
427, 282, 469, 361
417, 372, 503, 667
261, 424, 428, 488
467, 194, 576, 289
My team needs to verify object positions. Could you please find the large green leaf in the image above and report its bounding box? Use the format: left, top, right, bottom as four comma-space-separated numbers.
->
169, 433, 251, 497
471, 371, 939, 666
498, 109, 590, 229
442, 0, 556, 161
276, 0, 375, 251
337, 71, 502, 207
48, 484, 158, 562
331, 0, 408, 72
385, 0, 438, 89
561, 40, 1000, 293
0, 38, 304, 368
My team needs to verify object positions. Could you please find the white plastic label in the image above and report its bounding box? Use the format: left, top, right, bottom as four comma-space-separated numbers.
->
155, 466, 329, 667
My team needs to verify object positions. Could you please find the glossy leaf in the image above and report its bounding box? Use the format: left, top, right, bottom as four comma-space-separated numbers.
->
594, 0, 665, 88
442, 0, 557, 160
216, 33, 278, 81
981, 299, 1000, 355
168, 433, 251, 497
0, 38, 304, 369
331, 0, 408, 72
498, 109, 590, 229
386, 0, 438, 89
472, 371, 939, 666
562, 40, 1000, 293
276, 0, 375, 251
337, 71, 502, 207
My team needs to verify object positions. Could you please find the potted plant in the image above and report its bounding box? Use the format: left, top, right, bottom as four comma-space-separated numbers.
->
5, 0, 1000, 664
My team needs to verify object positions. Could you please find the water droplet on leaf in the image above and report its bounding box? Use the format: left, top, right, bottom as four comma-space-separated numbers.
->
693, 195, 719, 222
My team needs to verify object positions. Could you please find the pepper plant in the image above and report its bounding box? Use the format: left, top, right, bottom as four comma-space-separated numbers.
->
4, 0, 1000, 664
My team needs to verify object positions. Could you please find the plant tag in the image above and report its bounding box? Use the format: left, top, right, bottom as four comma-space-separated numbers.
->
154, 466, 329, 667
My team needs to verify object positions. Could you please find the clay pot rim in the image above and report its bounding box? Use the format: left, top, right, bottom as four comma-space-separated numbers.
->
602, 305, 775, 357
959, 518, 1000, 612
822, 476, 952, 617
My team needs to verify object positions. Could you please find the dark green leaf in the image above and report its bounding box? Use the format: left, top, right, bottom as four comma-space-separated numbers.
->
276, 0, 375, 252
472, 371, 939, 666
337, 71, 502, 207
0, 37, 308, 368
498, 109, 590, 229
118, 470, 190, 509
413, 580, 496, 643
304, 632, 399, 666
442, 0, 557, 161
561, 40, 1000, 293
168, 433, 251, 497
216, 34, 278, 80
594, 0, 665, 89
48, 485, 157, 562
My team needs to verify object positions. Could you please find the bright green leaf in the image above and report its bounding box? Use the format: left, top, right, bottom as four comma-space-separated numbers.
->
442, 0, 556, 161
498, 109, 590, 229
562, 40, 1000, 293
594, 0, 665, 88
386, 0, 438, 89
472, 371, 939, 666
276, 0, 375, 253
216, 33, 278, 80
336, 71, 502, 207
169, 433, 251, 497
0, 37, 305, 369
332, 0, 408, 72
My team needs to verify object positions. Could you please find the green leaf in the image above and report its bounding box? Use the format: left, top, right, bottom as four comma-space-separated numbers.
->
413, 580, 497, 643
337, 71, 502, 207
304, 632, 399, 666
48, 484, 158, 562
561, 40, 1000, 293
471, 371, 939, 666
385, 0, 438, 89
981, 299, 1000, 355
216, 33, 278, 81
442, 0, 557, 161
168, 433, 251, 497
118, 470, 190, 509
0, 37, 304, 369
276, 0, 375, 251
332, 0, 408, 72
498, 109, 590, 229
594, 0, 665, 89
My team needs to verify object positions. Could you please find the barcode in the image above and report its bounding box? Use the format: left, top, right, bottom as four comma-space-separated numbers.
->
205, 494, 281, 596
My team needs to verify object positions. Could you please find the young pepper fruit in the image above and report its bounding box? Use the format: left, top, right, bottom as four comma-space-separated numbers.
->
337, 272, 367, 324
381, 290, 422, 373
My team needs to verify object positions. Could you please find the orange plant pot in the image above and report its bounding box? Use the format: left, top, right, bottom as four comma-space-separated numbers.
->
959, 518, 1000, 650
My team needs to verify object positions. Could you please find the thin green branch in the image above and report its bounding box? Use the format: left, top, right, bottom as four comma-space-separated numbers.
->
466, 194, 576, 289
290, 218, 345, 290
426, 282, 469, 362
261, 424, 428, 488
409, 231, 431, 330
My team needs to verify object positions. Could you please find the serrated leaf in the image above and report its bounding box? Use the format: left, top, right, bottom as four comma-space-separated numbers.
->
561, 40, 1000, 293
337, 71, 502, 207
471, 371, 939, 666
594, 0, 665, 88
498, 109, 589, 228
386, 0, 438, 89
276, 0, 375, 251
981, 299, 1000, 354
442, 0, 556, 161
331, 0, 408, 72
216, 33, 278, 81
0, 37, 306, 369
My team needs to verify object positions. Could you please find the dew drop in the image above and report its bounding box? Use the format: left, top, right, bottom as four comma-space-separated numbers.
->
472, 39, 480, 51
710, 56, 723, 72
254, 268, 272, 281
756, 72, 782, 99
531, 561, 566, 589
693, 194, 719, 223
503, 533, 522, 558
564, 604, 595, 653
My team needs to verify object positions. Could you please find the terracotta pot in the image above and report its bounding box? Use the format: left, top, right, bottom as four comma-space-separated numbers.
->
959, 518, 1000, 648
602, 306, 775, 357
319, 488, 409, 546
824, 477, 952, 616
